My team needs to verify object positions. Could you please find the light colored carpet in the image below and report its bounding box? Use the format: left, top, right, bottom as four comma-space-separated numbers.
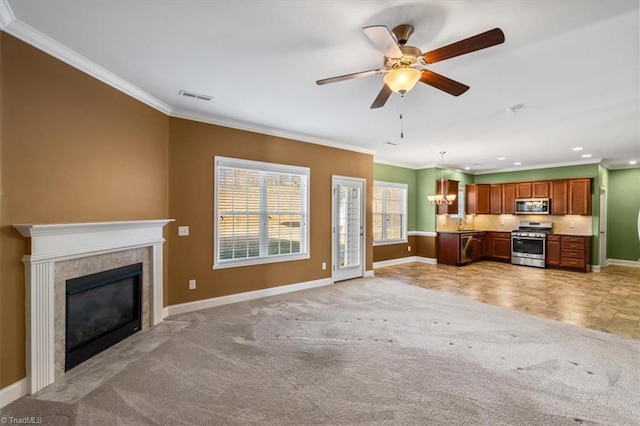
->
3, 277, 640, 425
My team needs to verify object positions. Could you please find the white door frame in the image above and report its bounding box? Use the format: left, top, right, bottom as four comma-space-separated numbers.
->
331, 176, 366, 283
599, 186, 608, 268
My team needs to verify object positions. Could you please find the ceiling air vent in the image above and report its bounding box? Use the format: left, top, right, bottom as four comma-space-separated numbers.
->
179, 90, 213, 101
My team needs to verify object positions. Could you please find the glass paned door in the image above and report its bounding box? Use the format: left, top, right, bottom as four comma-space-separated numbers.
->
333, 177, 365, 282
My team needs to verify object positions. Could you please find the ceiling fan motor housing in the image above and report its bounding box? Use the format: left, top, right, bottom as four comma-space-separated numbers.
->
385, 45, 422, 69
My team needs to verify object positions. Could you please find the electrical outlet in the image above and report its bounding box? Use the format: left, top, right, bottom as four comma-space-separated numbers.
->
407, 246, 411, 252
570, 222, 576, 228
322, 262, 327, 270
178, 226, 189, 236
189, 279, 196, 290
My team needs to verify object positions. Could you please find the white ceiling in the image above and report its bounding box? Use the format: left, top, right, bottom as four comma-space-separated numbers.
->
3, 0, 639, 172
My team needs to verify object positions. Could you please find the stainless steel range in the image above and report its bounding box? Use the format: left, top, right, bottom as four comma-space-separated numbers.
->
511, 220, 553, 268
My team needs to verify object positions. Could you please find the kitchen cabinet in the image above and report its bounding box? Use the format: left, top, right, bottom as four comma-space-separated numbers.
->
490, 184, 503, 214
502, 183, 516, 214
561, 235, 591, 271
550, 179, 591, 215
471, 232, 485, 260
486, 232, 511, 261
568, 179, 591, 215
546, 235, 561, 266
436, 179, 459, 215
547, 235, 592, 272
437, 232, 485, 265
516, 182, 532, 199
466, 184, 490, 215
437, 233, 460, 266
533, 181, 549, 198
551, 180, 568, 215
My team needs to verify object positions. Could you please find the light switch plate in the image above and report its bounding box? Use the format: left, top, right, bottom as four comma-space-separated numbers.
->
178, 226, 189, 236
189, 279, 196, 290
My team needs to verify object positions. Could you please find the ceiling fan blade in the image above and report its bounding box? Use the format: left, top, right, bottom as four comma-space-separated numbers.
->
316, 69, 381, 85
420, 70, 470, 96
424, 28, 505, 64
370, 84, 393, 109
363, 25, 403, 59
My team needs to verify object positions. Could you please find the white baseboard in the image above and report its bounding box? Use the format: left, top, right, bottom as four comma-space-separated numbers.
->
607, 258, 640, 268
166, 277, 332, 317
162, 306, 169, 319
374, 256, 437, 268
0, 378, 27, 409
363, 270, 375, 277
591, 265, 601, 272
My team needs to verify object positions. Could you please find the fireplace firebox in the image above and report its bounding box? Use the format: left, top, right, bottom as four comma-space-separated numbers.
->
65, 263, 143, 371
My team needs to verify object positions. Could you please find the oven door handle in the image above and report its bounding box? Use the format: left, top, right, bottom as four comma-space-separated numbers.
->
512, 236, 546, 241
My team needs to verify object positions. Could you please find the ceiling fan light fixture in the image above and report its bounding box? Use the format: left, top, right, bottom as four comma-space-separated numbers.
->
383, 68, 421, 94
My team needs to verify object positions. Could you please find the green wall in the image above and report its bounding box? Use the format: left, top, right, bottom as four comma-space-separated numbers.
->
607, 168, 640, 261
373, 163, 417, 231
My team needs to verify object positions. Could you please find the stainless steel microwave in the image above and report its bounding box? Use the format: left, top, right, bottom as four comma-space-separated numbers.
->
515, 198, 550, 214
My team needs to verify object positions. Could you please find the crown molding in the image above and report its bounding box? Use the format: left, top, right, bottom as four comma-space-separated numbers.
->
373, 158, 420, 169
473, 158, 603, 175
0, 0, 15, 29
2, 18, 172, 115
169, 107, 377, 156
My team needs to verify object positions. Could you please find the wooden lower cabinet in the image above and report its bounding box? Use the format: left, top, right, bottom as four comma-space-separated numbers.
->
437, 233, 460, 266
546, 235, 561, 266
547, 235, 591, 272
486, 232, 511, 261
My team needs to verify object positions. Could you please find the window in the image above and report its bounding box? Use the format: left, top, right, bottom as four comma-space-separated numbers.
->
214, 157, 309, 269
373, 181, 408, 244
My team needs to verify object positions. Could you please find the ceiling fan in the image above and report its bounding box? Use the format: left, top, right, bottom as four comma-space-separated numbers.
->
316, 24, 505, 108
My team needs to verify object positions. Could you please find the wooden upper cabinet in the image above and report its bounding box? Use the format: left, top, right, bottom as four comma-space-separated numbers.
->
551, 180, 568, 215
502, 183, 516, 214
490, 184, 503, 214
436, 179, 459, 215
516, 182, 532, 198
466, 184, 490, 215
568, 178, 591, 215
532, 181, 549, 198
476, 184, 490, 214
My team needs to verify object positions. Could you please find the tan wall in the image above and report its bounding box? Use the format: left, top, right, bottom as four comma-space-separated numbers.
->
168, 117, 373, 305
415, 235, 437, 258
0, 34, 170, 388
373, 235, 416, 263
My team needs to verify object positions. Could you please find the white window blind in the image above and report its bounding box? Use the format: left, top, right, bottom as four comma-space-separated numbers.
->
214, 157, 309, 269
373, 181, 408, 244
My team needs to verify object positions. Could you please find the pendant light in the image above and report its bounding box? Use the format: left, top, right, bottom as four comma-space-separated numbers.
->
428, 151, 457, 205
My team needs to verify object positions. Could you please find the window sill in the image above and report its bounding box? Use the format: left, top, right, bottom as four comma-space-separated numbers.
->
213, 253, 310, 270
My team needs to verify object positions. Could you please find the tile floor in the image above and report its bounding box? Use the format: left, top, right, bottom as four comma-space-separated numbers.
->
375, 261, 640, 339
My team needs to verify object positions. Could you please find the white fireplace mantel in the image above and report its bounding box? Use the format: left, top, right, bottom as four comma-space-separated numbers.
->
13, 219, 174, 394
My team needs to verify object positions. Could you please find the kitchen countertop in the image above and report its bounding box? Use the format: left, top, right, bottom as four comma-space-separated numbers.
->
437, 230, 593, 236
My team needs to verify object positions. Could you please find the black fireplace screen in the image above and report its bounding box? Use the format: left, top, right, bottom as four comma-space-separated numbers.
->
65, 263, 142, 371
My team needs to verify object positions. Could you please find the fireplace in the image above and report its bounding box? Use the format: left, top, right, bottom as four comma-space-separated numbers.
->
65, 263, 143, 371
13, 219, 173, 394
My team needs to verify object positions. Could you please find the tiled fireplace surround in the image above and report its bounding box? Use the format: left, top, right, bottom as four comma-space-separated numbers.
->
13, 220, 173, 395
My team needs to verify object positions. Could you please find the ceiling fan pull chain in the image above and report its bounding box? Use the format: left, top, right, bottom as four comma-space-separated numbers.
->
400, 94, 404, 139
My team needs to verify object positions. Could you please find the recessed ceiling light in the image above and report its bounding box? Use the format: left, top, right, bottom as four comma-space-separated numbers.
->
572, 147, 583, 151
497, 157, 506, 160
513, 162, 522, 166
630, 160, 638, 165
465, 166, 470, 170
581, 154, 592, 158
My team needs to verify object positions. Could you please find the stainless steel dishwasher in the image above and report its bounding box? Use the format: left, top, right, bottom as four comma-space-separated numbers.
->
460, 233, 474, 263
